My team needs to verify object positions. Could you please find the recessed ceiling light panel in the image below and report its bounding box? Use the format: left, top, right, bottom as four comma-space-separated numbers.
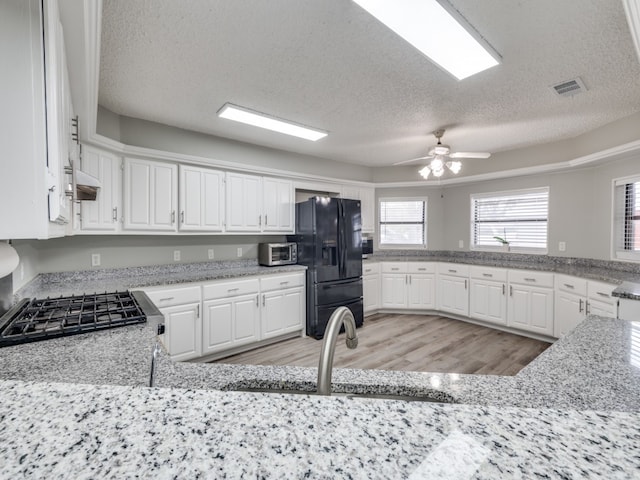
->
353, 0, 501, 80
217, 103, 328, 141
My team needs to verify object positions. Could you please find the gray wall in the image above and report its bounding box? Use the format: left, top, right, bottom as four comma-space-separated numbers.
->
373, 153, 640, 260
12, 234, 285, 276
96, 107, 372, 182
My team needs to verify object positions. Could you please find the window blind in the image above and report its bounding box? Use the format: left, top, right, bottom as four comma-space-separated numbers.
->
614, 179, 640, 255
379, 199, 426, 246
471, 188, 549, 250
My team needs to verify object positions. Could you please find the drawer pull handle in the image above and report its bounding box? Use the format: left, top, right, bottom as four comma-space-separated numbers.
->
159, 297, 174, 302
448, 269, 457, 273
228, 288, 240, 292
280, 281, 290, 286
596, 292, 610, 298
482, 273, 493, 278
579, 299, 584, 313
391, 268, 399, 271
417, 268, 426, 271
502, 284, 506, 295
564, 283, 574, 289
524, 278, 536, 282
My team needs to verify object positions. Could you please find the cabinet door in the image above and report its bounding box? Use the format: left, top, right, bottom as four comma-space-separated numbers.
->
469, 279, 507, 326
587, 298, 618, 318
80, 146, 120, 231
529, 288, 554, 336
507, 284, 531, 331
554, 292, 585, 337
262, 287, 304, 339
123, 158, 178, 231
359, 187, 375, 233
161, 302, 201, 361
179, 165, 224, 232
363, 274, 380, 313
438, 275, 469, 316
407, 274, 435, 309
202, 300, 234, 355
263, 178, 293, 232
226, 172, 262, 231
233, 294, 261, 344
381, 274, 407, 308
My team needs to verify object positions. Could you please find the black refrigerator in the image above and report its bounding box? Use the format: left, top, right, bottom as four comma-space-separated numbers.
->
289, 197, 364, 339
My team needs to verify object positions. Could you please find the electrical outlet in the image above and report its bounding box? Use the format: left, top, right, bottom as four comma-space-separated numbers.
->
91, 253, 101, 267
237, 247, 242, 258
173, 250, 181, 261
458, 240, 464, 249
20, 263, 24, 281
558, 241, 566, 252
208, 248, 214, 260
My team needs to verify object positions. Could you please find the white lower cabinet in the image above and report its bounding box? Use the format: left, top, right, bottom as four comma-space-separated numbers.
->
202, 293, 260, 355
363, 263, 380, 314
380, 262, 436, 310
507, 270, 554, 336
260, 273, 305, 339
143, 285, 202, 361
469, 266, 507, 326
437, 263, 469, 317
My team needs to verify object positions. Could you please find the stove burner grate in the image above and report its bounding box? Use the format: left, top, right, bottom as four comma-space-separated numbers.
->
0, 291, 147, 347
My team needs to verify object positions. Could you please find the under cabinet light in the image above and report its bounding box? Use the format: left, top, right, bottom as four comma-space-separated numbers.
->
217, 103, 328, 141
353, 0, 500, 80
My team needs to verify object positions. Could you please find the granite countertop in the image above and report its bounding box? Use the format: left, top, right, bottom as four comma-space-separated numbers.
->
2, 258, 640, 477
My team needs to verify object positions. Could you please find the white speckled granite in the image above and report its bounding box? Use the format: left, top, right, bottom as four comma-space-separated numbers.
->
2, 258, 640, 476
1, 379, 639, 479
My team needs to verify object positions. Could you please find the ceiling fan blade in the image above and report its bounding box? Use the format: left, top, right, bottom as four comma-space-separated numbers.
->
449, 151, 491, 159
392, 155, 433, 166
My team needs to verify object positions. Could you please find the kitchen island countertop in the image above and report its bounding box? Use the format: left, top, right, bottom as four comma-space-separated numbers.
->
2, 259, 640, 478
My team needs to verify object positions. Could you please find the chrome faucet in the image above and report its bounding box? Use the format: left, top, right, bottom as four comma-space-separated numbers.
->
317, 306, 359, 395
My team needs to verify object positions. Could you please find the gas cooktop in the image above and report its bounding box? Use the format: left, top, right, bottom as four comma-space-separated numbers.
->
0, 291, 147, 348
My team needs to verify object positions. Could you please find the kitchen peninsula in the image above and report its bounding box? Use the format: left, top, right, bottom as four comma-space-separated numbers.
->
1, 255, 640, 478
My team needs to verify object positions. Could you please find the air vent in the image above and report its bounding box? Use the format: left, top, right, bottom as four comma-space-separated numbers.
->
551, 77, 587, 97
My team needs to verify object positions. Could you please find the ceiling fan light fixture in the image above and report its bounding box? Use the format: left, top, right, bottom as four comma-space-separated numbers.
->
446, 160, 462, 174
432, 167, 445, 178
433, 144, 450, 155
217, 103, 328, 141
419, 166, 431, 179
430, 155, 444, 171
353, 0, 501, 80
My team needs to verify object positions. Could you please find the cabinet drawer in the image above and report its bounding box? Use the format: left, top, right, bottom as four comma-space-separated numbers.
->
406, 262, 435, 274
555, 274, 587, 296
469, 265, 507, 282
363, 262, 380, 276
381, 262, 406, 273
203, 278, 260, 300
587, 280, 616, 301
438, 263, 470, 277
260, 273, 305, 292
144, 285, 201, 307
508, 270, 554, 288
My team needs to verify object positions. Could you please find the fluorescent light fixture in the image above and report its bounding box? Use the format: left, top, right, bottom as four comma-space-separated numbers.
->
353, 0, 500, 80
217, 103, 327, 141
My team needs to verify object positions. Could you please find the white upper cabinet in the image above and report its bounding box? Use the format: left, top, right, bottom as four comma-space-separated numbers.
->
263, 178, 294, 232
79, 146, 121, 232
226, 173, 294, 233
341, 185, 375, 233
1, 0, 74, 239
179, 165, 225, 232
226, 172, 262, 232
123, 158, 178, 231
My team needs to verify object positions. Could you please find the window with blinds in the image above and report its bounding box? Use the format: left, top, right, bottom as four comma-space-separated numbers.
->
614, 176, 640, 260
471, 188, 549, 252
379, 198, 427, 247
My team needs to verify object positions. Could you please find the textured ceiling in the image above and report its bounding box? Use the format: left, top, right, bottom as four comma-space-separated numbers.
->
99, 0, 640, 168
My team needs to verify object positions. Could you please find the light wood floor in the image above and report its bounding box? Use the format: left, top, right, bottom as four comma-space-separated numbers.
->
215, 313, 551, 376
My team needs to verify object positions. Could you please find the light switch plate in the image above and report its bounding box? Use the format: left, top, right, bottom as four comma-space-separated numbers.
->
237, 247, 243, 258
458, 240, 464, 249
208, 248, 214, 260
173, 250, 181, 261
91, 253, 101, 267
558, 241, 566, 252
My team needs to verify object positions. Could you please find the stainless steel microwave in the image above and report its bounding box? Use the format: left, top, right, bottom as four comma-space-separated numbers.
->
258, 242, 298, 266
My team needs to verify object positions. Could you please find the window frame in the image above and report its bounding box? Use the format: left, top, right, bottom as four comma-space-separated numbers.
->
469, 187, 550, 254
612, 174, 640, 262
378, 197, 428, 250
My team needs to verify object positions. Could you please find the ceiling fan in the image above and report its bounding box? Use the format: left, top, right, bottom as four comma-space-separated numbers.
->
393, 129, 491, 178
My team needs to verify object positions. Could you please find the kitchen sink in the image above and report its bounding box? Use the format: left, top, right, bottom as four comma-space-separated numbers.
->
234, 387, 456, 403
